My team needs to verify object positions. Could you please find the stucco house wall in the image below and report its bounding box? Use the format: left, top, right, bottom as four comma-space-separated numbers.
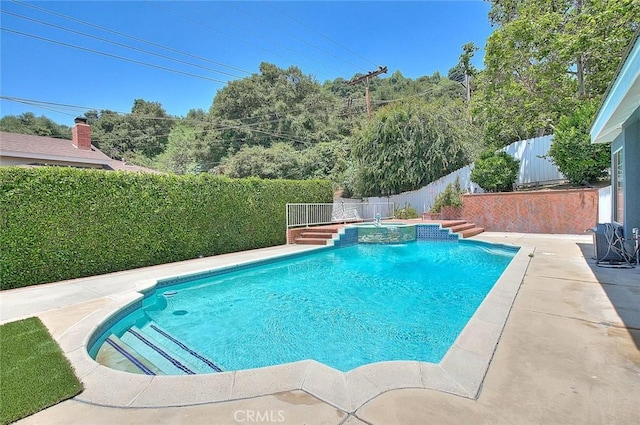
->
611, 117, 640, 239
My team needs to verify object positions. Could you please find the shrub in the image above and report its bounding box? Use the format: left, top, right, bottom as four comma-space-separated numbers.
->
546, 101, 611, 185
471, 150, 519, 192
430, 177, 464, 213
395, 203, 419, 219
0, 167, 332, 290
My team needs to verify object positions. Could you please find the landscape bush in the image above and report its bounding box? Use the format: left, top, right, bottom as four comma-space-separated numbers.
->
430, 177, 465, 213
394, 203, 419, 219
471, 150, 520, 192
546, 101, 611, 185
0, 167, 332, 290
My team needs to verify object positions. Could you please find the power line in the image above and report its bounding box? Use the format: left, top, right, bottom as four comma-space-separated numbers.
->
218, 1, 359, 72
260, 1, 380, 69
0, 93, 357, 128
0, 95, 359, 129
370, 83, 463, 106
3, 98, 308, 147
199, 0, 352, 76
148, 0, 342, 80
0, 27, 230, 84
1, 96, 343, 146
145, 1, 306, 73
2, 98, 79, 118
1, 9, 245, 79
1, 96, 290, 133
9, 0, 253, 76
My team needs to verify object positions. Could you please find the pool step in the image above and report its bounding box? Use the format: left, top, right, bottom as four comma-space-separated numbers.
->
449, 222, 476, 233
439, 220, 484, 238
120, 327, 195, 375
296, 237, 333, 245
140, 323, 223, 373
96, 335, 160, 375
439, 220, 468, 229
461, 226, 485, 238
298, 232, 334, 239
293, 227, 340, 245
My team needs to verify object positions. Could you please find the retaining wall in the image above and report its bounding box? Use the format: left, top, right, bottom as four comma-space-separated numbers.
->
462, 189, 598, 234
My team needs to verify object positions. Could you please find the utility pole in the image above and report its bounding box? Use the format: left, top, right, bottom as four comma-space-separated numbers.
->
349, 66, 388, 120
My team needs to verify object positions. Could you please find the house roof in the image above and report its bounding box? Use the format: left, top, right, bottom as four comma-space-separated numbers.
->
0, 131, 113, 165
591, 29, 640, 144
0, 131, 160, 173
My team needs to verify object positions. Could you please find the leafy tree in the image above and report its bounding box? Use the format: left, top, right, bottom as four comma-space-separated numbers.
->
475, 0, 639, 146
86, 99, 174, 160
155, 120, 217, 174
220, 143, 304, 180
447, 62, 466, 83
452, 42, 479, 101
373, 70, 412, 101
210, 62, 346, 155
301, 140, 349, 182
0, 112, 71, 139
128, 99, 175, 157
561, 0, 640, 98
546, 100, 610, 184
470, 150, 520, 192
153, 109, 224, 174
350, 98, 482, 197
84, 109, 126, 158
324, 70, 465, 118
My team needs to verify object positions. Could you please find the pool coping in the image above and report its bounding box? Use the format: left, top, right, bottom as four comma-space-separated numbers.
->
55, 237, 533, 413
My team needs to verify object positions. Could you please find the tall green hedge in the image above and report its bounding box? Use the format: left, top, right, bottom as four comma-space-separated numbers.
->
0, 167, 332, 290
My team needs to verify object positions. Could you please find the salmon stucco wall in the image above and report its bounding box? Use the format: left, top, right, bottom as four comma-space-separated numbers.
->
461, 189, 599, 234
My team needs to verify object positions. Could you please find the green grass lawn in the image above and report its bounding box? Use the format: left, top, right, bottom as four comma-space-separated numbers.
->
0, 317, 83, 425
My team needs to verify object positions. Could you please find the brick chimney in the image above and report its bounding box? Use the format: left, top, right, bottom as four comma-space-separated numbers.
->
72, 117, 91, 150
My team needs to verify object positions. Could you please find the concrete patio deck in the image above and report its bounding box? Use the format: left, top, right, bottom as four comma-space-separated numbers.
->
2, 233, 639, 424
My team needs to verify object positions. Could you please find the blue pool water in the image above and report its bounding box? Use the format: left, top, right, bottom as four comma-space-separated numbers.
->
92, 241, 516, 373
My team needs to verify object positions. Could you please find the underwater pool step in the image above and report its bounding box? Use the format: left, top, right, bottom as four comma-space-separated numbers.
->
120, 328, 195, 375
96, 335, 160, 375
142, 323, 223, 373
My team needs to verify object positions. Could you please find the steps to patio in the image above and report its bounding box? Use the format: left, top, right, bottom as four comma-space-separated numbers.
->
290, 220, 484, 245
440, 220, 485, 238
96, 322, 223, 375
293, 227, 339, 245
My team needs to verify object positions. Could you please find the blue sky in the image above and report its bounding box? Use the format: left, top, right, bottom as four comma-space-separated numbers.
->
0, 1, 493, 125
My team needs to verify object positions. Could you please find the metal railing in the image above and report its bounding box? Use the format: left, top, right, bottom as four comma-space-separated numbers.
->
286, 202, 395, 243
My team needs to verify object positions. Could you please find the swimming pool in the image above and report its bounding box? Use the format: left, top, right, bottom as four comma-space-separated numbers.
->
89, 239, 517, 374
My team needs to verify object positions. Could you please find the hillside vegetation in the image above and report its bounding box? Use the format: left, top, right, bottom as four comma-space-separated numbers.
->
2, 0, 637, 197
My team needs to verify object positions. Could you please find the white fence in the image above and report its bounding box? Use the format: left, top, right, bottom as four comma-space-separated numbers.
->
365, 134, 566, 214
502, 135, 565, 186
366, 165, 481, 214
598, 186, 612, 223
